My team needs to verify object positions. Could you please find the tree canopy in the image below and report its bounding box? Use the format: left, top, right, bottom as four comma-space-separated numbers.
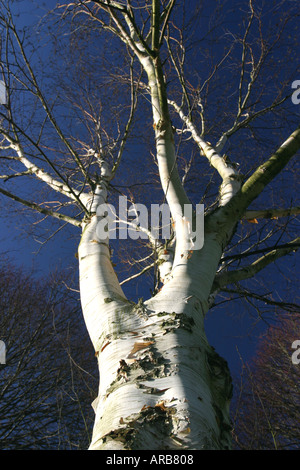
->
0, 0, 299, 450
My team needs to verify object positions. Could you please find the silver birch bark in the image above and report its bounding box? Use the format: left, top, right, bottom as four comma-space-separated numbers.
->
75, 1, 233, 449
0, 0, 299, 451
79, 196, 233, 450
74, 1, 300, 450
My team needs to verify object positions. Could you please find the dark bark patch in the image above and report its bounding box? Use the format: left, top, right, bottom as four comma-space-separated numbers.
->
159, 312, 195, 334
110, 404, 176, 450
206, 346, 233, 449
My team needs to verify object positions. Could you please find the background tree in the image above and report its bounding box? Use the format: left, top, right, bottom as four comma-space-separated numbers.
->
232, 310, 300, 450
0, 0, 299, 450
0, 258, 97, 450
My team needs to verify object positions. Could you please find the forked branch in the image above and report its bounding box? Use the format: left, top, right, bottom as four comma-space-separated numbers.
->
213, 237, 300, 290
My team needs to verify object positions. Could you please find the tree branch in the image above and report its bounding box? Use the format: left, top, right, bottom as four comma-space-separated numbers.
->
7, 16, 95, 190
0, 131, 89, 209
238, 126, 300, 211
169, 99, 242, 206
151, 0, 160, 54
219, 287, 300, 313
0, 186, 82, 228
213, 126, 300, 230
111, 54, 138, 178
159, 0, 175, 49
213, 237, 300, 289
120, 262, 154, 286
243, 206, 300, 221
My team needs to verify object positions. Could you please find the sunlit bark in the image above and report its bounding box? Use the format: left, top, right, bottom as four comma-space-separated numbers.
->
0, 0, 299, 450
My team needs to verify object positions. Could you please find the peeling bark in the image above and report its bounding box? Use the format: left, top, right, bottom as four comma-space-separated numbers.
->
78, 193, 233, 449
87, 295, 232, 450
1, 0, 299, 452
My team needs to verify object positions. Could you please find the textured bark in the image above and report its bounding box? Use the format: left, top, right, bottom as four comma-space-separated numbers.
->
78, 192, 233, 450
75, 5, 300, 450
89, 302, 233, 450
1, 0, 300, 452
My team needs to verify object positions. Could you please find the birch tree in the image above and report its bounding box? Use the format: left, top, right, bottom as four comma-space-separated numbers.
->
0, 0, 299, 450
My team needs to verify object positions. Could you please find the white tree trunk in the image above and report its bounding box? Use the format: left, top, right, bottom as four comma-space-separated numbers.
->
79, 203, 232, 450
1, 0, 300, 453
77, 18, 233, 450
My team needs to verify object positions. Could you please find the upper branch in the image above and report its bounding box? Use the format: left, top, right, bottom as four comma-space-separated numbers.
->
237, 126, 300, 214
243, 206, 300, 221
6, 16, 95, 190
169, 99, 242, 206
0, 185, 82, 227
213, 237, 300, 290
213, 125, 300, 227
0, 129, 89, 211
151, 0, 160, 53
